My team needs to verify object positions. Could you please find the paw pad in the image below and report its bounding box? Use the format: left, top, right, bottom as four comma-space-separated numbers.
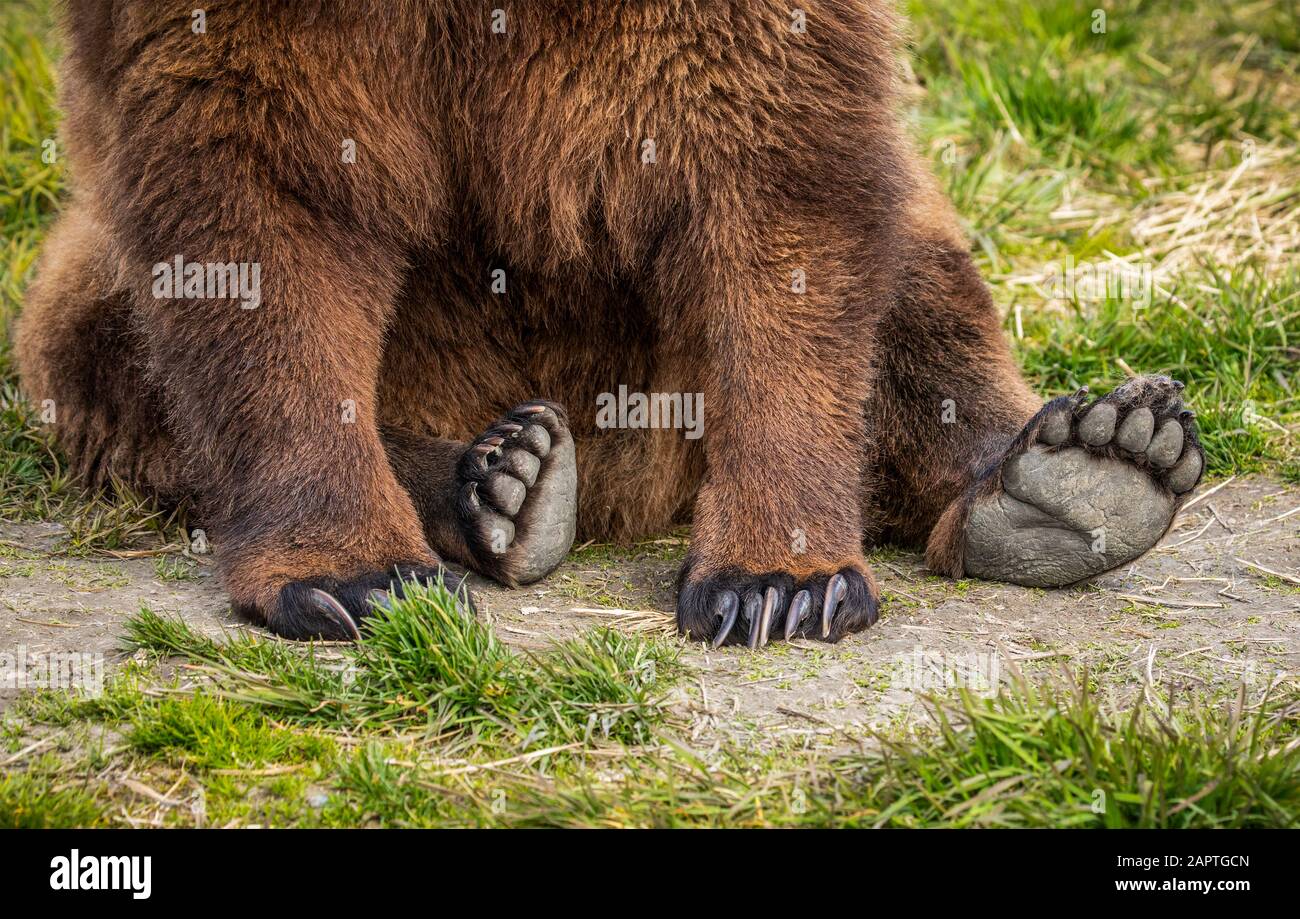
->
455, 401, 577, 585
1036, 375, 1203, 495
965, 376, 1206, 588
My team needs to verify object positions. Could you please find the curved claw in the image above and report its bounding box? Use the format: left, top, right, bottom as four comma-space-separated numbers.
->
757, 587, 778, 648
821, 574, 848, 639
711, 591, 740, 648
744, 593, 764, 650
308, 588, 360, 640
785, 590, 811, 640
367, 589, 392, 612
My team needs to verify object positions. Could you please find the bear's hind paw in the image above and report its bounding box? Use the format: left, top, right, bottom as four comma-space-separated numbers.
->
455, 401, 577, 586
957, 375, 1204, 588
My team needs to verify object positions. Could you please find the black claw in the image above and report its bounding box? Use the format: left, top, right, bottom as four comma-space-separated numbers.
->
744, 593, 764, 650
711, 591, 739, 648
821, 574, 847, 639
785, 589, 811, 640
308, 588, 360, 640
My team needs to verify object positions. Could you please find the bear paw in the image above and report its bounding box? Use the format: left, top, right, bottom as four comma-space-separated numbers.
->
962, 375, 1204, 587
677, 564, 879, 648
455, 401, 577, 586
262, 564, 473, 641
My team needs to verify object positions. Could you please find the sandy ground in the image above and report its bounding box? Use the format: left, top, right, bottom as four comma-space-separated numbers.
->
2, 476, 1297, 740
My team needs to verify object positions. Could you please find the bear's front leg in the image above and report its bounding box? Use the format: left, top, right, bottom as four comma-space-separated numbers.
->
667, 210, 883, 648
106, 110, 463, 642
135, 219, 464, 639
141, 228, 465, 637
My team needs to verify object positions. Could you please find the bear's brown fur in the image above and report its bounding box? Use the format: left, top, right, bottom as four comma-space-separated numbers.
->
18, 1, 1049, 642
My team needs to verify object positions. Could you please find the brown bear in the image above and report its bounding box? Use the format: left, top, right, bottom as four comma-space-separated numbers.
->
16, 1, 1203, 648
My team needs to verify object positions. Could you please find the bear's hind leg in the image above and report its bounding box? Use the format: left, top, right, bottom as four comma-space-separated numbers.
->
382, 401, 577, 587
15, 205, 183, 500
867, 234, 1040, 550
870, 226, 1204, 587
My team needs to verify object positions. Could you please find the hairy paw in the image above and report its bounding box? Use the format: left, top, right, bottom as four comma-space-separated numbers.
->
455, 401, 577, 586
246, 563, 474, 641
963, 375, 1204, 587
677, 562, 879, 648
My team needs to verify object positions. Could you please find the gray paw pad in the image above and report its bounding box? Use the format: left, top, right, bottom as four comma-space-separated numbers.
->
1078, 403, 1117, 446
460, 403, 577, 586
1114, 407, 1154, 452
1146, 419, 1184, 467
962, 376, 1205, 588
964, 447, 1175, 587
1166, 448, 1203, 495
1039, 410, 1072, 445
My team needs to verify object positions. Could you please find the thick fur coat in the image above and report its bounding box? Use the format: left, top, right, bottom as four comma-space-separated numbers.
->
19, 1, 1051, 641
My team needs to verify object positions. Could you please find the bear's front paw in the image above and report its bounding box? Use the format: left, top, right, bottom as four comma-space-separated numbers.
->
676, 559, 879, 649
238, 563, 474, 641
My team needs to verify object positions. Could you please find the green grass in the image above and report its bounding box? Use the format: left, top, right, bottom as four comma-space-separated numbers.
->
126, 579, 682, 748
9, 588, 1299, 827
0, 2, 60, 372
477, 679, 1300, 828
1017, 264, 1300, 476
1, 0, 1298, 827
0, 0, 66, 520
127, 694, 336, 770
903, 0, 1300, 478
0, 771, 107, 828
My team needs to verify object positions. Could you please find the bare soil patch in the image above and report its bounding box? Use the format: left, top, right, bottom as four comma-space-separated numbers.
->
3, 477, 1296, 736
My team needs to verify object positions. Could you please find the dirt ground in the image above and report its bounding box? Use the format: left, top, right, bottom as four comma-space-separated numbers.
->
2, 475, 1297, 740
